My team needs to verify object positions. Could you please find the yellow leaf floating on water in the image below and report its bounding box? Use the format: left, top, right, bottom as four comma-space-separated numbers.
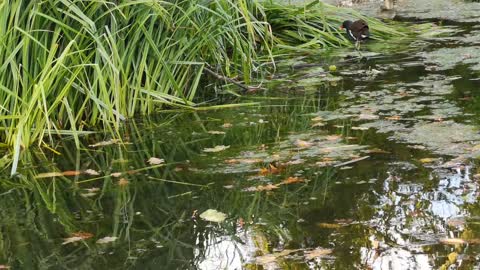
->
420, 158, 437, 163
304, 248, 333, 260
199, 209, 227, 223
203, 145, 230, 153
448, 252, 458, 264
147, 157, 165, 165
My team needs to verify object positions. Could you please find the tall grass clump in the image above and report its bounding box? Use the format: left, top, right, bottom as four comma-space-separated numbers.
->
0, 0, 406, 175
0, 0, 274, 174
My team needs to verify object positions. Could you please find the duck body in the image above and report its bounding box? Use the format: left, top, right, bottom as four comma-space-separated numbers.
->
341, 20, 370, 42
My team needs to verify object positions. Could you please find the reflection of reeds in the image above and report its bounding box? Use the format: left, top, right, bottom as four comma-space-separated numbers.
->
0, 92, 348, 267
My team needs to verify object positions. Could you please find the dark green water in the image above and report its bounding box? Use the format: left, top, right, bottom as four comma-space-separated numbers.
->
3, 22, 480, 270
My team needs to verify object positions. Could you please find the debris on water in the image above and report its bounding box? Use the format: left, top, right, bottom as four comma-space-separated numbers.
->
199, 209, 227, 223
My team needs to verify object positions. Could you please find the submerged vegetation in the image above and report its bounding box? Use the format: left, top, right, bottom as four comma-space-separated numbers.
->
0, 0, 405, 174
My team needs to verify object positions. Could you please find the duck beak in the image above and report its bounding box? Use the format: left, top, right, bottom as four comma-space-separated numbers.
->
339, 26, 344, 30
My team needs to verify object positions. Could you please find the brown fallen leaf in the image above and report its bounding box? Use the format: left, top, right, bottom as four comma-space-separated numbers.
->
279, 177, 304, 185
304, 248, 333, 260
62, 170, 82, 176
439, 238, 467, 245
386, 115, 402, 121
259, 164, 282, 176
62, 232, 94, 245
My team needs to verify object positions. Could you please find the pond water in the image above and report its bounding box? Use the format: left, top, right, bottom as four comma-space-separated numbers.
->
3, 10, 480, 270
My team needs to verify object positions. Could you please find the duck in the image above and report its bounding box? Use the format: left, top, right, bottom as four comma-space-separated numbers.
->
340, 20, 370, 43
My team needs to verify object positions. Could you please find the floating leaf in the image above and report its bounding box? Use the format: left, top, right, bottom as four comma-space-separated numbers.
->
62, 232, 93, 245
304, 248, 333, 260
110, 172, 122, 178
96, 236, 118, 244
203, 145, 230, 153
326, 135, 341, 141
208, 130, 226, 135
62, 170, 81, 176
84, 169, 100, 176
36, 172, 63, 178
147, 157, 165, 165
448, 252, 458, 264
285, 159, 305, 165
439, 238, 467, 245
386, 115, 402, 121
317, 223, 342, 229
351, 126, 369, 131
244, 184, 279, 192
312, 122, 325, 127
279, 177, 304, 185
259, 164, 281, 176
420, 158, 437, 163
199, 209, 227, 223
225, 158, 263, 164
294, 139, 313, 148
